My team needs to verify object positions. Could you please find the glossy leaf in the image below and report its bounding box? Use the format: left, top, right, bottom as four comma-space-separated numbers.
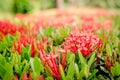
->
111, 62, 120, 76
30, 56, 44, 79
59, 64, 66, 80
88, 52, 96, 67
21, 45, 31, 61
66, 61, 75, 80
106, 43, 112, 56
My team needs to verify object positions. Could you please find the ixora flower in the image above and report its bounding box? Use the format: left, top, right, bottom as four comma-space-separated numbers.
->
38, 45, 67, 79
81, 20, 113, 33
0, 20, 26, 35
14, 34, 41, 57
39, 48, 61, 79
81, 21, 101, 32
46, 54, 61, 79
0, 20, 17, 35
63, 31, 102, 56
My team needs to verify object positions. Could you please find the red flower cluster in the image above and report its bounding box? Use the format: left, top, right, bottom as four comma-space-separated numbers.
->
46, 54, 60, 79
81, 21, 101, 32
45, 16, 76, 27
0, 20, 26, 35
39, 48, 61, 79
102, 20, 113, 31
14, 34, 41, 57
0, 20, 17, 35
81, 20, 113, 32
15, 8, 114, 30
63, 31, 102, 56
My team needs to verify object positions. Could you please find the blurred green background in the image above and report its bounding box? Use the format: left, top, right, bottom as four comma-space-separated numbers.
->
0, 0, 120, 14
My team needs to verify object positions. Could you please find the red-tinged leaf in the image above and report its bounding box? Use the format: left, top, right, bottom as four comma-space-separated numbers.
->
22, 73, 27, 80
40, 75, 45, 80
62, 54, 66, 69
13, 76, 18, 80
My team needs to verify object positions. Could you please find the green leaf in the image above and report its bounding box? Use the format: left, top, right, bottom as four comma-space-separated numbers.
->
0, 35, 14, 52
78, 64, 89, 79
76, 51, 90, 79
0, 42, 5, 52
30, 56, 44, 79
20, 60, 29, 79
66, 52, 75, 64
111, 62, 120, 76
2, 63, 14, 80
0, 55, 14, 80
0, 64, 6, 78
78, 51, 86, 64
53, 36, 64, 46
88, 52, 96, 67
74, 63, 79, 78
106, 43, 112, 56
3, 34, 14, 47
87, 69, 98, 80
44, 27, 53, 37
66, 62, 75, 80
21, 45, 31, 61
15, 64, 21, 74
11, 53, 20, 65
45, 76, 53, 80
78, 64, 85, 80
0, 54, 6, 65
11, 53, 22, 74
84, 64, 89, 78
59, 64, 66, 80
98, 75, 106, 80
59, 27, 70, 38
34, 57, 42, 75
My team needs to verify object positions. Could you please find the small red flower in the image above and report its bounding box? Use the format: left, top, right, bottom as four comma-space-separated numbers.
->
105, 57, 114, 70
0, 20, 17, 35
39, 48, 61, 79
14, 34, 42, 57
46, 54, 60, 79
39, 45, 47, 64
80, 14, 95, 21
0, 20, 26, 35
82, 21, 101, 32
63, 31, 102, 56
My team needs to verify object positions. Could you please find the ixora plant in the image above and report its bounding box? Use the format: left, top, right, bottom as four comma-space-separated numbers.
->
0, 8, 120, 80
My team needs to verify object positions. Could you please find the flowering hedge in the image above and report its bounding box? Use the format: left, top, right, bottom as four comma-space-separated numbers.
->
0, 8, 120, 80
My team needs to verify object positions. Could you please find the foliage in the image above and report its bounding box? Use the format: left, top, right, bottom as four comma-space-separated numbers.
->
11, 0, 32, 14
0, 8, 120, 80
